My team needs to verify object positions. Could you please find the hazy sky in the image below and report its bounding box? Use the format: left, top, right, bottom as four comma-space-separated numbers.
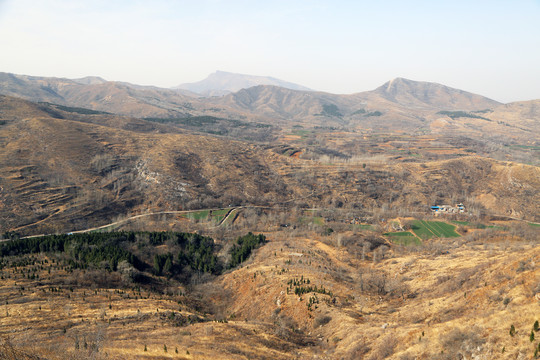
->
0, 0, 539, 102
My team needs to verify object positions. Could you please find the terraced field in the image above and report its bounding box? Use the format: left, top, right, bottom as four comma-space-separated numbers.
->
411, 220, 460, 239
182, 208, 233, 223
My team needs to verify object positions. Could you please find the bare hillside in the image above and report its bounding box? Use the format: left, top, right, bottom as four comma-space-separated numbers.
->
0, 96, 292, 234
373, 77, 500, 110
1, 96, 539, 237
0, 225, 538, 359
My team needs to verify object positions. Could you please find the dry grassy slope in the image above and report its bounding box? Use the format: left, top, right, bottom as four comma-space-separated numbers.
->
213, 86, 344, 121
134, 132, 292, 208
405, 157, 540, 219
0, 115, 139, 233
271, 155, 540, 221
0, 97, 295, 234
210, 82, 537, 140
480, 161, 540, 217
0, 95, 60, 120
426, 108, 538, 143
58, 82, 197, 118
0, 73, 66, 104
210, 233, 540, 359
0, 73, 247, 120
0, 93, 173, 133
211, 85, 427, 130
211, 85, 423, 128
1, 232, 539, 359
0, 248, 333, 360
373, 77, 501, 110
1, 96, 539, 235
488, 100, 540, 132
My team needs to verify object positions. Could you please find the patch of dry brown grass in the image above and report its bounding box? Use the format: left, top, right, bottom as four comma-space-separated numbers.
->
1, 230, 538, 359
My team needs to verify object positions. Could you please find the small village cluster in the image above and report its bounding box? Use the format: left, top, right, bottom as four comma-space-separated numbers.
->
430, 203, 466, 214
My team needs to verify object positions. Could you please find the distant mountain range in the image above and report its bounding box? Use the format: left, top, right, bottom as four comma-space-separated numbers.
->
0, 71, 538, 140
214, 77, 501, 122
174, 70, 313, 96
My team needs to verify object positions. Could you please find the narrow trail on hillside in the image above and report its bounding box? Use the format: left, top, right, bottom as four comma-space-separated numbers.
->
11, 209, 62, 232
16, 208, 231, 240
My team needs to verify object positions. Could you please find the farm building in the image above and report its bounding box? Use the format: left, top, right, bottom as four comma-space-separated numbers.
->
430, 203, 465, 214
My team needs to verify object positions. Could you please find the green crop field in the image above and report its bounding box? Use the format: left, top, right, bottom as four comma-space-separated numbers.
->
300, 216, 325, 226
384, 231, 421, 245
210, 208, 231, 222
186, 209, 209, 220
211, 209, 230, 216
411, 220, 460, 239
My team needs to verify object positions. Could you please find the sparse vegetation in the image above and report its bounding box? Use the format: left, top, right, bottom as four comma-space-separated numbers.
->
319, 104, 342, 117
365, 110, 383, 117
437, 110, 491, 121
39, 102, 111, 115
351, 108, 366, 115
313, 315, 332, 327
0, 78, 539, 359
144, 115, 275, 140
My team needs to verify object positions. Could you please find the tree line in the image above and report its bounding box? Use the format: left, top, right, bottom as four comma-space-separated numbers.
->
0, 230, 266, 281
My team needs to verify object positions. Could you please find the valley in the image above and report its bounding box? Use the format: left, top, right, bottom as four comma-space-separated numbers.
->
0, 72, 539, 359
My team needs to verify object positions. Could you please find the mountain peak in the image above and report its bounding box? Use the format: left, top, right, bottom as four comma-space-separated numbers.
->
382, 77, 411, 93
174, 71, 312, 97
380, 77, 436, 91
374, 78, 500, 110
72, 76, 108, 85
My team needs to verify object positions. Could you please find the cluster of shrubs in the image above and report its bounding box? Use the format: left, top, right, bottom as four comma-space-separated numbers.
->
228, 232, 267, 269
286, 276, 333, 297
